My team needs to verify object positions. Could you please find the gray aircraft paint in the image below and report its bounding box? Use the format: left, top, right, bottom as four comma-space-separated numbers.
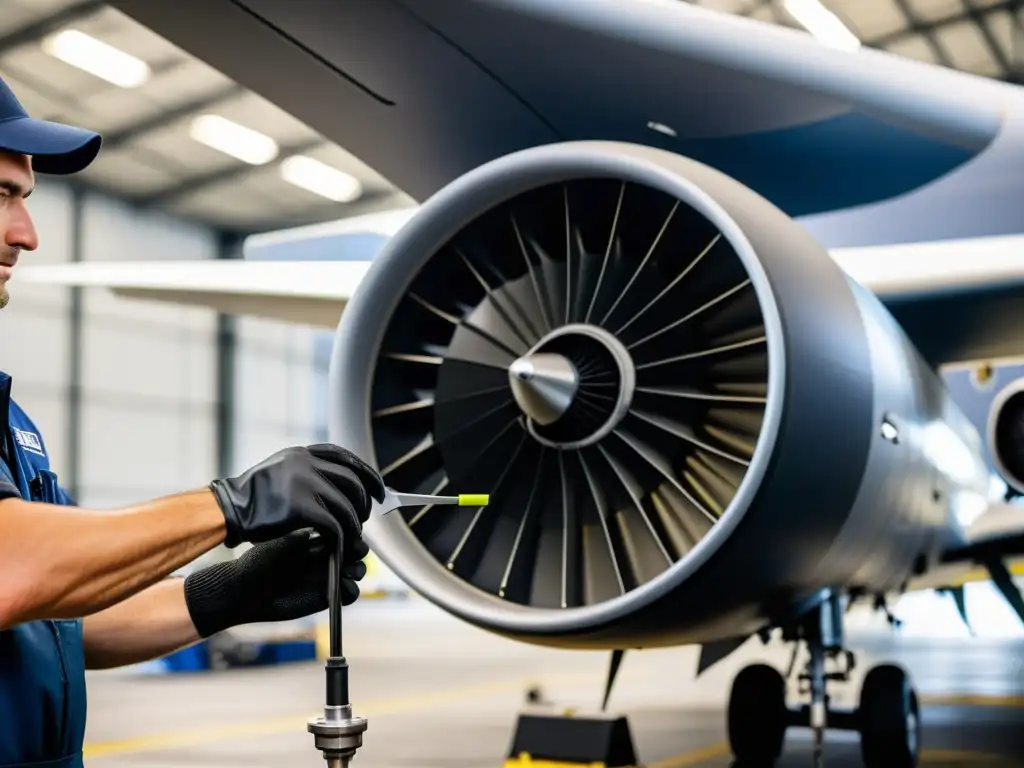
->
242, 210, 1023, 476
105, 0, 1024, 652
330, 142, 995, 647
109, 0, 1024, 249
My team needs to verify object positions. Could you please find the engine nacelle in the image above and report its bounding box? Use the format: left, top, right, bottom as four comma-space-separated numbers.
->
987, 379, 1024, 495
329, 141, 993, 649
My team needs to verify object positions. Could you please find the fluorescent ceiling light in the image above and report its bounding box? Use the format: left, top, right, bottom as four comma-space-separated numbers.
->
189, 115, 279, 165
783, 0, 861, 52
280, 156, 363, 203
42, 29, 150, 88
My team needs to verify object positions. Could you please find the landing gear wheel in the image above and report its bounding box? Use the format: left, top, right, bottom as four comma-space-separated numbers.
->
859, 664, 920, 768
728, 664, 787, 764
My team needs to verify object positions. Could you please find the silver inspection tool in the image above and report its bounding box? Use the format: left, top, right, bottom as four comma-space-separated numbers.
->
376, 488, 490, 515
307, 702, 365, 768
308, 489, 488, 766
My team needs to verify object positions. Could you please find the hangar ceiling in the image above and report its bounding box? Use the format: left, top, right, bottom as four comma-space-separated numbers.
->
698, 0, 1022, 78
0, 0, 1020, 236
0, 0, 416, 235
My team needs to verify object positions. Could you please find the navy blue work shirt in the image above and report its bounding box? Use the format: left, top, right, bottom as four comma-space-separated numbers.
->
0, 371, 87, 767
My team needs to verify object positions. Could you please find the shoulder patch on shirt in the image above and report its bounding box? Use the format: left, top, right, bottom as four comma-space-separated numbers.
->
12, 427, 44, 457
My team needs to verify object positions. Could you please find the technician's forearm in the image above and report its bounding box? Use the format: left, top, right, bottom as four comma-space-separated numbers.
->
82, 577, 201, 669
0, 490, 225, 628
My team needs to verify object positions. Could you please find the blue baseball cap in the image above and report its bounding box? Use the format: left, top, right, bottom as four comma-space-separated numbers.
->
0, 75, 101, 175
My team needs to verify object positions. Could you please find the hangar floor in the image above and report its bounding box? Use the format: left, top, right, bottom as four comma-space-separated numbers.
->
82, 599, 1024, 767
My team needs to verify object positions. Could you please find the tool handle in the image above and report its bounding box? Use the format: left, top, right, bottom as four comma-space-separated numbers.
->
327, 542, 343, 659
325, 527, 349, 708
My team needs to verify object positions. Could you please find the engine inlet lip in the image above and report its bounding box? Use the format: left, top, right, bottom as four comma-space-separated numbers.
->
330, 141, 788, 635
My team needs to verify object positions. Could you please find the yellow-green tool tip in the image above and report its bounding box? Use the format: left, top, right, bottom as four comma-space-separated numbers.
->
458, 494, 490, 506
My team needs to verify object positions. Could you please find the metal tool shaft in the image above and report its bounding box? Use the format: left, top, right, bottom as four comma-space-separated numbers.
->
309, 528, 366, 765
309, 486, 488, 762
377, 488, 490, 515
391, 492, 459, 507
328, 547, 343, 660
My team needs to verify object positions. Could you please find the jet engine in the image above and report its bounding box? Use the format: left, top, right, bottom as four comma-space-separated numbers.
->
987, 378, 1024, 495
329, 141, 993, 649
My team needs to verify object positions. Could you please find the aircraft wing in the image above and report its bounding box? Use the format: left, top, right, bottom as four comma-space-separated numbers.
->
107, 0, 1024, 245
16, 260, 370, 329
830, 235, 1024, 366
18, 234, 1024, 365
909, 502, 1024, 630
942, 502, 1024, 567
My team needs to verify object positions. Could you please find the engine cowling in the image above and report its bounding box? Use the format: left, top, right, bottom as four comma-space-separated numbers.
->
329, 141, 992, 649
987, 378, 1024, 495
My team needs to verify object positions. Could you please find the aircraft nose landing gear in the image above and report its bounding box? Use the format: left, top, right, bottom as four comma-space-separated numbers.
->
726, 590, 922, 767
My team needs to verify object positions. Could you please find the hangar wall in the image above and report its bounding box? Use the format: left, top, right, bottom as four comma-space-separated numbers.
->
230, 316, 321, 473
79, 194, 220, 508
0, 175, 328, 539
231, 221, 376, 474
0, 177, 223, 511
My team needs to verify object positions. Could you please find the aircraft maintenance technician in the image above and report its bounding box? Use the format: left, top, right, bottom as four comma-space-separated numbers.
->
0, 74, 386, 767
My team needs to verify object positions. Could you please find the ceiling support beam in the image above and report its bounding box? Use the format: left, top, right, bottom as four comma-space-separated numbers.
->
734, 0, 1018, 81
103, 85, 245, 150
0, 0, 106, 51
890, 0, 957, 69
246, 189, 411, 234
134, 137, 325, 208
871, 0, 1019, 54
960, 0, 1019, 83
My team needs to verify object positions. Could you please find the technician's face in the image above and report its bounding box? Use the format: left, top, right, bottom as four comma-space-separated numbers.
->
0, 150, 37, 309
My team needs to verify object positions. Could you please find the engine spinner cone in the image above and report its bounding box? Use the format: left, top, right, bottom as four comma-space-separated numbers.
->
509, 353, 579, 426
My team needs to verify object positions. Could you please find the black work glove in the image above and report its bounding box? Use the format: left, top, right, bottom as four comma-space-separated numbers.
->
183, 529, 371, 639
211, 444, 386, 548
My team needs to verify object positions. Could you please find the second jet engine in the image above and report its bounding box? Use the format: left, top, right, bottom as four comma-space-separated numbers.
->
987, 378, 1024, 495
